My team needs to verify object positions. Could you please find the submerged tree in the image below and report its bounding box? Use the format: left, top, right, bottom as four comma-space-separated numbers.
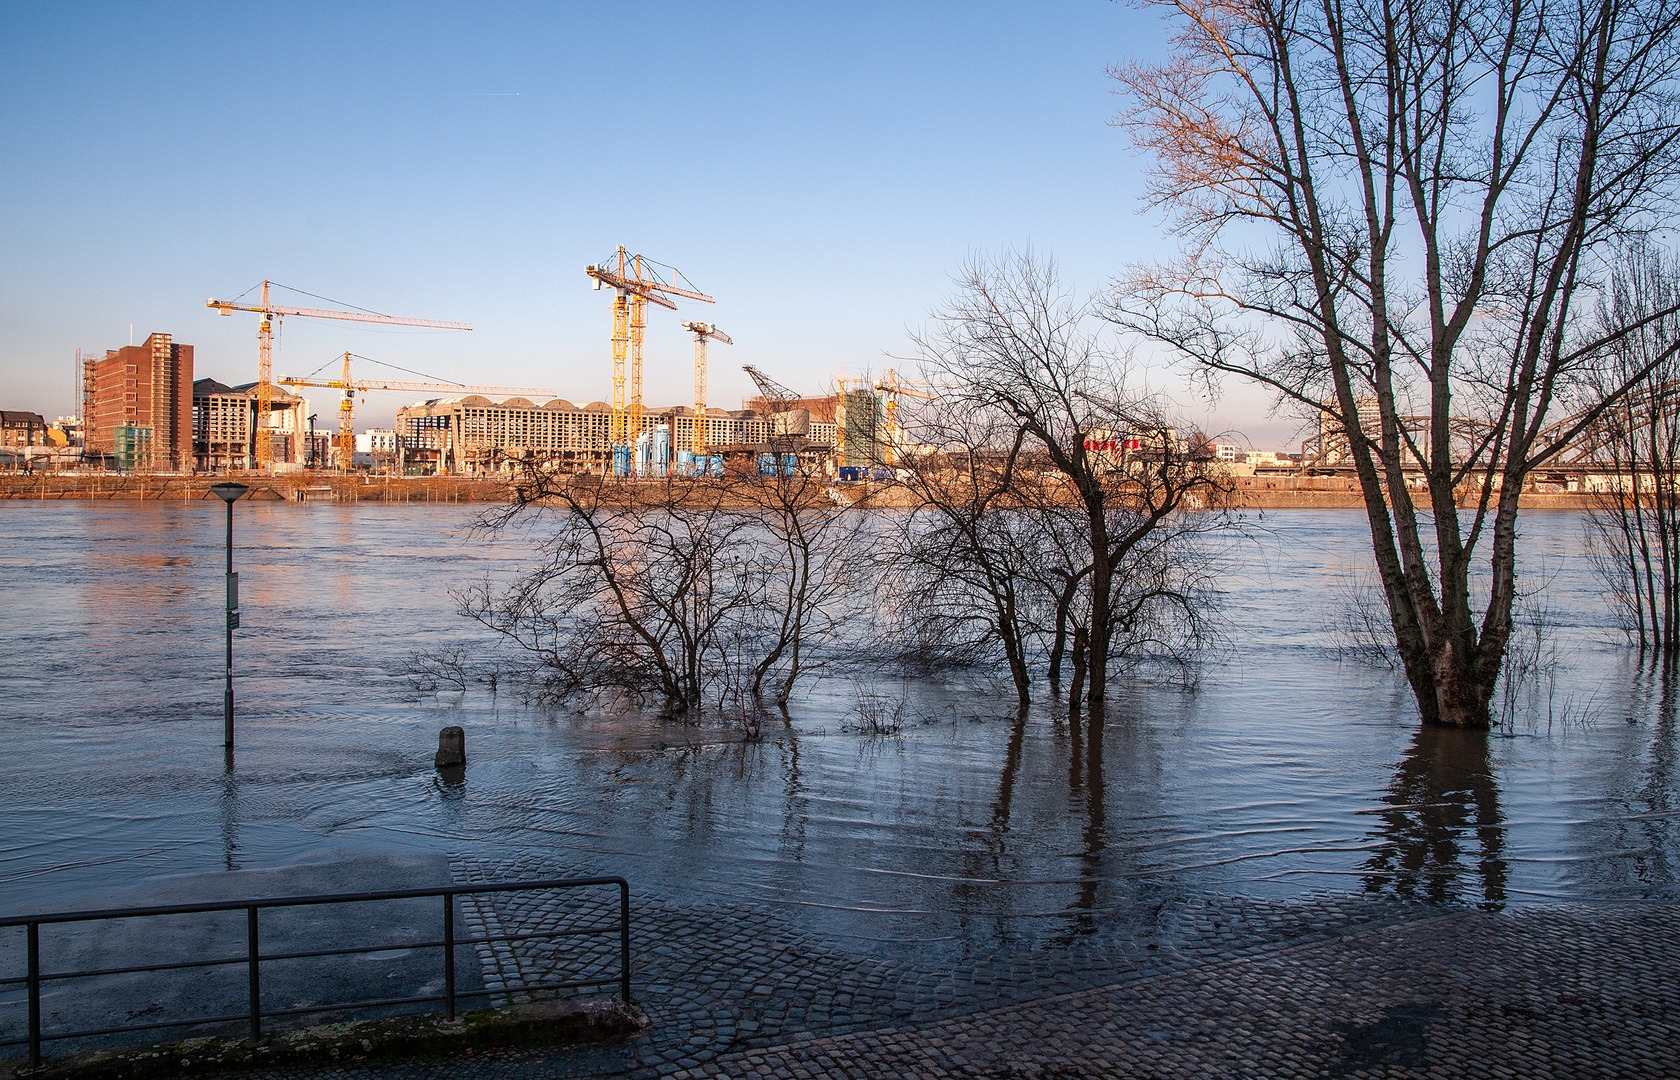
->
463, 472, 752, 711
1110, 0, 1680, 726
462, 461, 866, 726
728, 462, 870, 706
1584, 242, 1680, 654
894, 250, 1228, 702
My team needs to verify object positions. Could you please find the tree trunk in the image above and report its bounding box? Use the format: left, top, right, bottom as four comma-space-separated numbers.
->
1085, 492, 1111, 702
1070, 625, 1088, 709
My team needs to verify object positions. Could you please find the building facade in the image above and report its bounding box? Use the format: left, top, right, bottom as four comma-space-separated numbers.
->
192, 378, 308, 471
0, 411, 47, 448
393, 396, 838, 475
1314, 396, 1383, 465
355, 428, 398, 455
84, 333, 194, 470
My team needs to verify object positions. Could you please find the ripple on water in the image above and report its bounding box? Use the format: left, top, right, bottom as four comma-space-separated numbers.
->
0, 502, 1675, 926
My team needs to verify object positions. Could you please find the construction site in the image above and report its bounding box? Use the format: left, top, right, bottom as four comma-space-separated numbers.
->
0, 247, 1647, 506
8, 251, 943, 484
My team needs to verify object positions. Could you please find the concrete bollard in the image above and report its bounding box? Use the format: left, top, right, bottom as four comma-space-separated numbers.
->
435, 726, 466, 768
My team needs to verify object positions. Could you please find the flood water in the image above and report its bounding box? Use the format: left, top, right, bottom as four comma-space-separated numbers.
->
1, 501, 1675, 939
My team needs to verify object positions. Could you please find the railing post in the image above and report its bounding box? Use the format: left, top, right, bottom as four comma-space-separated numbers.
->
246, 906, 261, 1041
27, 922, 40, 1068
619, 880, 632, 1004
443, 892, 456, 1021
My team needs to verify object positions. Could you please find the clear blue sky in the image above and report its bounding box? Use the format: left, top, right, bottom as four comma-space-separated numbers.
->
0, 1, 1291, 446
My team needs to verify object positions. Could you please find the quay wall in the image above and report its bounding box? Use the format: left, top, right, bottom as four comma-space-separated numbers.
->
0, 474, 512, 504
0, 473, 1599, 510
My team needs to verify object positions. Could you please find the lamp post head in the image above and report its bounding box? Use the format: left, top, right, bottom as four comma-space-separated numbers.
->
210, 482, 250, 505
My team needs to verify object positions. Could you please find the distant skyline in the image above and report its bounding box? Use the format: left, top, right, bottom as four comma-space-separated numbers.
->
0, 1, 1302, 450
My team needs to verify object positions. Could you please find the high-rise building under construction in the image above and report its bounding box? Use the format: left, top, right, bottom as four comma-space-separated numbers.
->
84, 333, 194, 471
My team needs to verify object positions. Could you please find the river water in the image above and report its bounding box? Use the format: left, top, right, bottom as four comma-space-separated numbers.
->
0, 501, 1674, 938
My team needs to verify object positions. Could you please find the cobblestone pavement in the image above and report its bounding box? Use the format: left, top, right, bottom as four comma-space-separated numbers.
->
440, 853, 1437, 1077
669, 903, 1680, 1079
206, 849, 1680, 1079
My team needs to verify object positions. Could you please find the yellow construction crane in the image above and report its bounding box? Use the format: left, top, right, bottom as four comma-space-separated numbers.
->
208, 282, 471, 468
585, 249, 713, 449
681, 323, 732, 456
278, 354, 553, 470
872, 369, 940, 465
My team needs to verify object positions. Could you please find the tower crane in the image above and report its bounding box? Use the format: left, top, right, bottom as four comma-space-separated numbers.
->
681, 323, 732, 456
278, 353, 553, 470
585, 248, 713, 450
872, 369, 941, 466
208, 282, 471, 468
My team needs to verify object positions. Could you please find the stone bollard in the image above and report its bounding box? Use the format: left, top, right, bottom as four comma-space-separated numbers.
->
435, 726, 466, 768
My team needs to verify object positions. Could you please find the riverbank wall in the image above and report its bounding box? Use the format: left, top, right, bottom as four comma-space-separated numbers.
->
0, 474, 512, 504
0, 473, 1599, 510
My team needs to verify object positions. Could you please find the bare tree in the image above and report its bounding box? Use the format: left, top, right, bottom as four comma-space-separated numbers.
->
1110, 0, 1680, 726
1584, 241, 1680, 652
463, 459, 866, 725
732, 462, 870, 706
903, 249, 1229, 701
889, 421, 1042, 701
463, 471, 753, 713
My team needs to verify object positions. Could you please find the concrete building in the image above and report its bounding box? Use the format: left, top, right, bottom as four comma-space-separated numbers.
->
50, 417, 82, 447
84, 333, 194, 470
393, 396, 838, 475
192, 378, 308, 471
356, 428, 397, 455
839, 389, 882, 467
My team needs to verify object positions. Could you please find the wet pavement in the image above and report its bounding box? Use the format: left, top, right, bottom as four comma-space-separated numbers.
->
160, 868, 1678, 1078
669, 901, 1680, 1079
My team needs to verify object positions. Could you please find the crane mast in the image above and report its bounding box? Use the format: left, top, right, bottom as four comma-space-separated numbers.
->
208, 282, 471, 469
872, 369, 940, 466
682, 323, 732, 456
586, 248, 713, 465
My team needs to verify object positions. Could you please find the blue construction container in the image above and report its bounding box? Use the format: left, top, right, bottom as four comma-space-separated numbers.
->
707, 455, 724, 477
612, 444, 632, 477
838, 466, 861, 482
676, 449, 695, 477
757, 453, 778, 476
781, 453, 798, 476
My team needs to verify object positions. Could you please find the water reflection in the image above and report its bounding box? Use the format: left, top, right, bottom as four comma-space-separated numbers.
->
219, 750, 240, 872
1069, 702, 1106, 929
1361, 727, 1506, 907
4, 504, 1678, 918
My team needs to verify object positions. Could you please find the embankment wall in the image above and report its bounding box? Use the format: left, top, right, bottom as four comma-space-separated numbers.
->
0, 473, 1599, 511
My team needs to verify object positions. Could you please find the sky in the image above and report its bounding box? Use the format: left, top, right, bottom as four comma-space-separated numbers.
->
0, 1, 1297, 449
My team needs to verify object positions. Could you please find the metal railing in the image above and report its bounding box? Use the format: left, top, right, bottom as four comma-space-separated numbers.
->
0, 877, 630, 1067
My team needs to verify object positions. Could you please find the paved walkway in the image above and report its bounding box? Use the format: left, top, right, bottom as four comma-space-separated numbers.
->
667, 904, 1680, 1079
221, 861, 1677, 1079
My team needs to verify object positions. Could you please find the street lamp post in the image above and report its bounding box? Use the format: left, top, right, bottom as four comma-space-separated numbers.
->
210, 483, 249, 749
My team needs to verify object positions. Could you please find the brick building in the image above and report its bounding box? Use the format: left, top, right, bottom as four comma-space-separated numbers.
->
84, 333, 194, 470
